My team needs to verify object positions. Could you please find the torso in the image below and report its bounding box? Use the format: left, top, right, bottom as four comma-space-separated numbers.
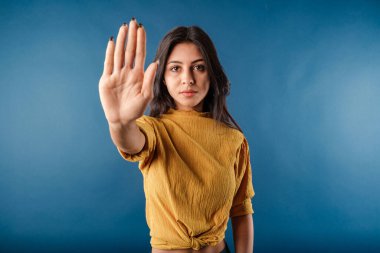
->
132, 113, 242, 252
151, 239, 226, 253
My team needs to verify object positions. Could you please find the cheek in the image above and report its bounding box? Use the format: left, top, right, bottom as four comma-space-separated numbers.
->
200, 76, 210, 91
204, 84, 210, 95
163, 74, 175, 88
165, 83, 179, 96
164, 74, 180, 86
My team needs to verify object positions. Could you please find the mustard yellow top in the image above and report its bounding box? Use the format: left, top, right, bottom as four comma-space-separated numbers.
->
117, 108, 255, 250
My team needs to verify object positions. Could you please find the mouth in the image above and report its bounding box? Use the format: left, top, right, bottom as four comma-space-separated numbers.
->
180, 90, 197, 97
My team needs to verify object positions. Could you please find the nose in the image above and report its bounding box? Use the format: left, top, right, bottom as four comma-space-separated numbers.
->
181, 68, 195, 86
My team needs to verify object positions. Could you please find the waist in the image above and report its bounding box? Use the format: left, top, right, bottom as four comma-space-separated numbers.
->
152, 239, 226, 253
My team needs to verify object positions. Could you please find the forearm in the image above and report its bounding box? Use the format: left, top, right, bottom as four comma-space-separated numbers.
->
108, 121, 145, 154
231, 214, 254, 253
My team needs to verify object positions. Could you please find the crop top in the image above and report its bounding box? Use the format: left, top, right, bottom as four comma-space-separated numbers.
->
117, 108, 255, 250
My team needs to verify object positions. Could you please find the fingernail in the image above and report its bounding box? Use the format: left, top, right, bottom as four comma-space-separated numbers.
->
138, 23, 143, 28
122, 22, 127, 26
109, 36, 114, 41
131, 17, 136, 21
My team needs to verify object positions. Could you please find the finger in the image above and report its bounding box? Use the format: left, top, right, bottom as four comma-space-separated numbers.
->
134, 24, 146, 71
141, 61, 159, 99
103, 36, 115, 76
114, 23, 128, 71
125, 18, 138, 69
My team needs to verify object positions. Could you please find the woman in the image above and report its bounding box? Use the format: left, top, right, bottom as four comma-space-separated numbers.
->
99, 17, 255, 253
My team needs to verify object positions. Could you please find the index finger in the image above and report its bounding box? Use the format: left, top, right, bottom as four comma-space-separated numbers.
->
134, 24, 146, 71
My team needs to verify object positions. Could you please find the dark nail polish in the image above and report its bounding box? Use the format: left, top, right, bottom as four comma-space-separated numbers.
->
123, 22, 127, 26
138, 23, 143, 28
131, 17, 136, 21
109, 36, 114, 41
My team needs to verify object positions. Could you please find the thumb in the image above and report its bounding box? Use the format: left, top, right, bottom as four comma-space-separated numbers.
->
142, 60, 159, 100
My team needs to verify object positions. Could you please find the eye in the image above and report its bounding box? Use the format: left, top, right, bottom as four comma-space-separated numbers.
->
194, 64, 206, 71
169, 66, 180, 72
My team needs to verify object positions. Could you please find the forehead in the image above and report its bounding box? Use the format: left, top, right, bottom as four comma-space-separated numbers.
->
167, 42, 203, 62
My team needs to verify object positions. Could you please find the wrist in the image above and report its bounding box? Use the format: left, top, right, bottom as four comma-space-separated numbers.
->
108, 119, 136, 130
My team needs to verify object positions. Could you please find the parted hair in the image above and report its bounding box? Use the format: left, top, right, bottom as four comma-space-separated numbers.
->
150, 26, 242, 133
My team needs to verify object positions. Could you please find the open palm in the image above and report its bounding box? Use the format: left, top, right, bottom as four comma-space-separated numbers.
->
99, 19, 158, 126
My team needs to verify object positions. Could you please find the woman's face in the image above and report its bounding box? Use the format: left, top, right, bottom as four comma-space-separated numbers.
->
164, 42, 210, 112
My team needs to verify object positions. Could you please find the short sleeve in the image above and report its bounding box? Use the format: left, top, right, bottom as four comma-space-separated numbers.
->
117, 116, 157, 167
229, 137, 255, 218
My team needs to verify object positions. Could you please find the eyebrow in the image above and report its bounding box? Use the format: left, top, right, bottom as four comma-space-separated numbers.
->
167, 58, 204, 64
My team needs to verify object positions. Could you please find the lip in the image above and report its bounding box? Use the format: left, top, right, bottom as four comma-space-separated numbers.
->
180, 90, 197, 97
180, 90, 197, 93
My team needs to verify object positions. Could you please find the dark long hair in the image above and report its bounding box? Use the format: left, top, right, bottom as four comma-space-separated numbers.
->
150, 26, 242, 133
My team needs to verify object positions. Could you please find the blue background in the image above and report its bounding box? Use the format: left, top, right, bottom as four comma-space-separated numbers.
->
1, 0, 379, 252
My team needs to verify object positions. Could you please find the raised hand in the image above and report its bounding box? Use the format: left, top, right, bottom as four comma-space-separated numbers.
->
99, 19, 158, 127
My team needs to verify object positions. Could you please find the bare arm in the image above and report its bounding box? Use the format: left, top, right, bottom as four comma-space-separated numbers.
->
231, 214, 254, 253
98, 18, 158, 154
108, 121, 145, 154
